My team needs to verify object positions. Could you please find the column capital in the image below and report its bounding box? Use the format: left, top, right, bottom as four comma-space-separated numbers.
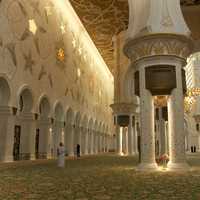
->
124, 33, 194, 64
110, 102, 138, 115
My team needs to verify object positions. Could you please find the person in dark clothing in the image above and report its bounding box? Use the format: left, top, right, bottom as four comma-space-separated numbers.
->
191, 146, 194, 153
76, 144, 80, 158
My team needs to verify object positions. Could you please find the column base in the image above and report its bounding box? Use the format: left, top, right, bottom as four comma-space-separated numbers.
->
128, 152, 137, 156
47, 154, 53, 159
30, 154, 36, 161
136, 162, 158, 171
68, 152, 74, 157
167, 161, 190, 171
118, 152, 125, 156
84, 151, 88, 155
3, 155, 13, 162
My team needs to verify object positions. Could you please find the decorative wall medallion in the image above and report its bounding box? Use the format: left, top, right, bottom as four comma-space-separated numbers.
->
55, 39, 66, 69
57, 48, 65, 62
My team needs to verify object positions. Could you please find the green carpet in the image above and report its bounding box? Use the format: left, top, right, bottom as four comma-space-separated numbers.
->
0, 154, 199, 200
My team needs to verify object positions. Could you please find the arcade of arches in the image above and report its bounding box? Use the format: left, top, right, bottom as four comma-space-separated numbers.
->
0, 0, 200, 173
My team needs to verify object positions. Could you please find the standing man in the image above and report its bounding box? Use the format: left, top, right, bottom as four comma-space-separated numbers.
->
57, 142, 65, 167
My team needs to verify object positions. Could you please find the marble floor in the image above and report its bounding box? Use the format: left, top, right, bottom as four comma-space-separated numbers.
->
0, 153, 200, 200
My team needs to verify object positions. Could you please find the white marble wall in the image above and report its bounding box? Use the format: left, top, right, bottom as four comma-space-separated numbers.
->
0, 0, 114, 161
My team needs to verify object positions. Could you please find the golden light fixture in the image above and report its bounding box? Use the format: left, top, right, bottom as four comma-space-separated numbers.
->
57, 48, 65, 62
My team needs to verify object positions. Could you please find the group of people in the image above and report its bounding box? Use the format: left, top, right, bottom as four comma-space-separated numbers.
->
191, 146, 197, 153
57, 142, 81, 167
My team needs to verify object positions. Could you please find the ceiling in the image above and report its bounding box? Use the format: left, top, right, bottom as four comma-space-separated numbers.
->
69, 0, 200, 73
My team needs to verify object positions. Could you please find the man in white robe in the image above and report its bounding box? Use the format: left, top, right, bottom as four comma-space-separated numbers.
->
57, 142, 65, 167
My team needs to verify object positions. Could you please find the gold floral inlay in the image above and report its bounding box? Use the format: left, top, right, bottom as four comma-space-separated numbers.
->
57, 48, 65, 62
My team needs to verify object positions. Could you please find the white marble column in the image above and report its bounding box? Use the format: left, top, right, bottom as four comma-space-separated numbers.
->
125, 128, 129, 155
38, 118, 51, 159
138, 67, 157, 170
0, 106, 15, 162
116, 125, 123, 155
165, 122, 169, 154
93, 130, 96, 154
133, 121, 138, 154
95, 131, 98, 154
20, 113, 36, 160
99, 133, 102, 153
161, 121, 166, 155
100, 133, 103, 153
101, 133, 104, 153
92, 131, 95, 154
128, 116, 134, 155
159, 110, 166, 155
78, 127, 82, 155
90, 130, 94, 154
105, 135, 109, 152
52, 121, 64, 158
167, 66, 189, 170
84, 128, 89, 155
97, 131, 101, 153
65, 124, 74, 156
88, 130, 91, 154
106, 135, 110, 153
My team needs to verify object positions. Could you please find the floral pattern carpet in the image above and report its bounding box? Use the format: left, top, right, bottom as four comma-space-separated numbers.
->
0, 154, 200, 200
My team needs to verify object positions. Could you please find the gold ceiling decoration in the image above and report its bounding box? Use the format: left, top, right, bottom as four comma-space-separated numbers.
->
69, 0, 128, 73
184, 96, 196, 113
154, 96, 168, 107
186, 87, 200, 96
69, 0, 200, 73
184, 87, 200, 113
